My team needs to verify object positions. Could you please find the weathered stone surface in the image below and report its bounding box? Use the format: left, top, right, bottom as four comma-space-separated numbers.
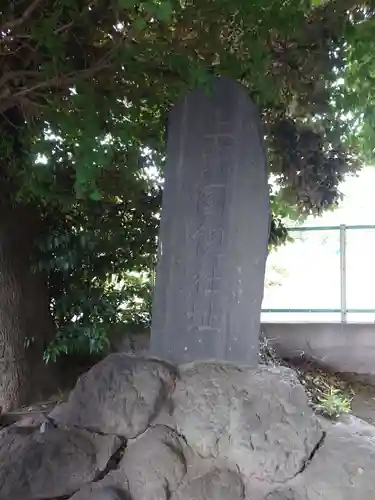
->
0, 424, 120, 500
2, 356, 375, 500
1, 411, 50, 430
119, 424, 187, 500
172, 468, 245, 500
109, 328, 150, 356
70, 484, 130, 500
49, 354, 177, 437
337, 412, 375, 437
150, 77, 270, 366
172, 362, 322, 484
69, 470, 129, 500
265, 419, 375, 500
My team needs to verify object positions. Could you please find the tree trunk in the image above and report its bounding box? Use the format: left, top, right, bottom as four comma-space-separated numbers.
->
0, 201, 57, 411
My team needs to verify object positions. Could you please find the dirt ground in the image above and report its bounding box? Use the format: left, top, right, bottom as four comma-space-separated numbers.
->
284, 357, 375, 425
351, 386, 375, 425
260, 336, 375, 425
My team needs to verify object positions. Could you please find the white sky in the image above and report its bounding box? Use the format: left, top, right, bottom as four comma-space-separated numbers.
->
262, 167, 375, 323
304, 167, 375, 226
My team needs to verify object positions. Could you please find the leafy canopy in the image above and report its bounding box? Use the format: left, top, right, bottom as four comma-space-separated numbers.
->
1, 0, 375, 356
2, 0, 374, 209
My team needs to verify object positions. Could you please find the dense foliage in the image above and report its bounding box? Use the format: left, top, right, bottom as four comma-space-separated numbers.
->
1, 0, 375, 357
37, 190, 159, 360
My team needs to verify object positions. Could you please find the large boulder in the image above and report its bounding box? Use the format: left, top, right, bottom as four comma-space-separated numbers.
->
49, 354, 177, 437
1, 355, 372, 500
171, 362, 322, 487
0, 424, 120, 500
68, 469, 130, 500
171, 468, 245, 500
265, 417, 375, 500
70, 486, 130, 500
69, 479, 130, 500
118, 425, 187, 500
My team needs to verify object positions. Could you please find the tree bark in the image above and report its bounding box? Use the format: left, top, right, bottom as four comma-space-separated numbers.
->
0, 200, 57, 411
0, 106, 58, 411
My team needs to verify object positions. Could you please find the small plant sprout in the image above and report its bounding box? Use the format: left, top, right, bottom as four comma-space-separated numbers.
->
314, 387, 352, 419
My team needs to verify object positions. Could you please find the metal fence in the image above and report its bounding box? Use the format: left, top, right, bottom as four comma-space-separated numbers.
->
262, 224, 375, 323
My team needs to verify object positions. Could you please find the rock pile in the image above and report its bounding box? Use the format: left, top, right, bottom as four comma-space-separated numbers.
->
1, 354, 374, 500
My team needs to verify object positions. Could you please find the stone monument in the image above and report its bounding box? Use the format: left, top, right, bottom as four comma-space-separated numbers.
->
1, 80, 374, 500
150, 77, 270, 365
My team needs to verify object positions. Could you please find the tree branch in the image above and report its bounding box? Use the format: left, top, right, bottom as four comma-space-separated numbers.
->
55, 21, 75, 35
0, 71, 40, 92
0, 63, 111, 115
1, 0, 45, 32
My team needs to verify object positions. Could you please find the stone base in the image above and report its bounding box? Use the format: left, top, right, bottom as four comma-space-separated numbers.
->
1, 355, 375, 499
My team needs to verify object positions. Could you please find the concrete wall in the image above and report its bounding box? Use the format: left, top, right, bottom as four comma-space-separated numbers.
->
111, 322, 375, 381
263, 322, 375, 380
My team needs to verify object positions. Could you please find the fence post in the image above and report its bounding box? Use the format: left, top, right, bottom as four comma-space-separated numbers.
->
339, 224, 347, 323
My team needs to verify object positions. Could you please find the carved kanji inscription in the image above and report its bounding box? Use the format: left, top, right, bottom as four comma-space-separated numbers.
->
150, 77, 270, 365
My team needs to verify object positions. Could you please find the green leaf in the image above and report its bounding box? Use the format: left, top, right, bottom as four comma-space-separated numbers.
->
144, 0, 173, 22
134, 17, 147, 30
118, 0, 139, 8
90, 190, 102, 201
310, 0, 329, 7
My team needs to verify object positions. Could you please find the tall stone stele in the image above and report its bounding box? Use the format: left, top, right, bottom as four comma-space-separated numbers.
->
150, 77, 270, 366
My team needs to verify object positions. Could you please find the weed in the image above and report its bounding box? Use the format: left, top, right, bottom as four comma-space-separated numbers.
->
314, 387, 352, 419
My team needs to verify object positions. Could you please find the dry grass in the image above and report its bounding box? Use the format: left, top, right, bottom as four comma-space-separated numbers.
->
259, 333, 358, 419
